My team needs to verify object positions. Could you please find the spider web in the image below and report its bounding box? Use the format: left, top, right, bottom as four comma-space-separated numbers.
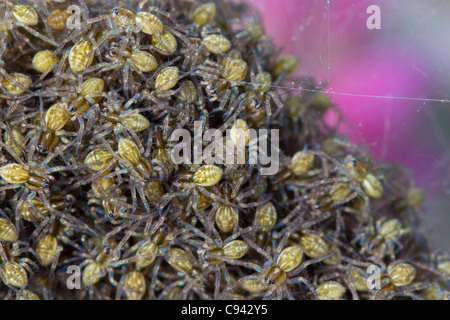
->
242, 0, 450, 251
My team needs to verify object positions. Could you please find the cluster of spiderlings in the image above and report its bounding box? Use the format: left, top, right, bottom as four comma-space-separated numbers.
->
0, 0, 448, 300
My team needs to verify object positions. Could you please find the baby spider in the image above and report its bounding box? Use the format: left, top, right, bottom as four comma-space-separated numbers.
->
158, 246, 209, 300
343, 155, 384, 199
160, 164, 224, 214
32, 214, 85, 287
119, 219, 172, 271
19, 193, 74, 224
245, 68, 284, 125
353, 218, 410, 264
0, 162, 53, 194
89, 40, 158, 92
371, 262, 429, 300
87, 175, 131, 221
234, 21, 265, 50
270, 54, 298, 82
0, 241, 38, 290
204, 177, 268, 235
69, 238, 120, 293
3, 124, 25, 160
66, 231, 146, 299
114, 137, 166, 214
178, 218, 253, 299
63, 77, 105, 120
218, 243, 333, 300
124, 62, 184, 109
173, 79, 208, 130
150, 124, 175, 178
179, 25, 232, 70
195, 57, 248, 114
103, 7, 163, 37
0, 71, 32, 98
118, 269, 147, 300
0, 35, 32, 97
94, 90, 150, 139
35, 103, 76, 154
2, 1, 58, 49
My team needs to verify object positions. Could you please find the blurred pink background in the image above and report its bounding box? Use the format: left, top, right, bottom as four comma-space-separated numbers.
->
242, 0, 450, 249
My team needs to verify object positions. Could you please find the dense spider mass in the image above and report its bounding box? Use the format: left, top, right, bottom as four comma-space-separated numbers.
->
0, 0, 448, 300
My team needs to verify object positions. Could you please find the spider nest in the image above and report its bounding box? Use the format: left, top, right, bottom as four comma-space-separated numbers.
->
0, 0, 447, 300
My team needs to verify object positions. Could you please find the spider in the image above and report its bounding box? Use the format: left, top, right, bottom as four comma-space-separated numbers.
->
218, 242, 334, 300
87, 175, 132, 221
194, 56, 248, 115
123, 57, 186, 110
150, 123, 176, 179
234, 20, 265, 50
311, 261, 376, 300
118, 269, 148, 300
279, 147, 377, 226
1, 97, 78, 161
174, 217, 257, 299
0, 139, 97, 237
112, 213, 193, 299
183, 18, 237, 62
2, 122, 27, 160
0, 37, 33, 99
117, 217, 171, 268
411, 251, 450, 284
86, 39, 158, 92
52, 2, 191, 71
19, 192, 74, 225
89, 136, 163, 214
370, 262, 430, 300
35, 102, 78, 155
352, 218, 410, 265
0, 241, 39, 291
61, 236, 123, 298
30, 212, 85, 287
244, 63, 285, 125
1, 1, 58, 50
172, 79, 208, 131
64, 222, 161, 300
158, 246, 210, 300
93, 90, 150, 139
205, 175, 268, 233
62, 77, 106, 121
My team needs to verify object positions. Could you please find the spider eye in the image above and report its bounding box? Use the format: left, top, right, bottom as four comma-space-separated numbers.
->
104, 247, 111, 255
64, 195, 75, 207
42, 178, 50, 187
